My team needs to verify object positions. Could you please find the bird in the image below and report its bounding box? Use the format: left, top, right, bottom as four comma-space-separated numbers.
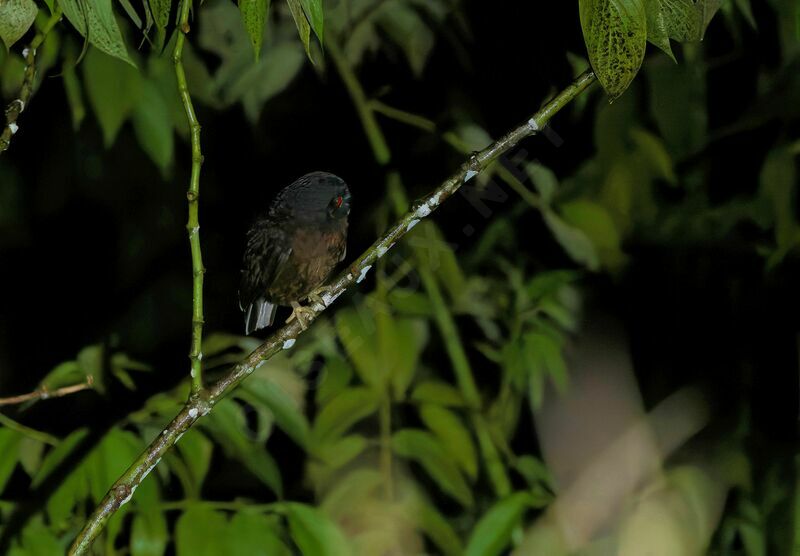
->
239, 172, 351, 335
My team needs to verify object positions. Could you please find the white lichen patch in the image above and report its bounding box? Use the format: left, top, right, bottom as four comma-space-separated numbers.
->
406, 219, 420, 232
529, 117, 540, 131
188, 408, 198, 419
415, 204, 431, 218
321, 289, 343, 306
8, 123, 18, 135
357, 265, 372, 283
376, 245, 388, 258
175, 431, 185, 443
141, 458, 161, 481
119, 485, 137, 507
282, 338, 296, 349
464, 170, 478, 182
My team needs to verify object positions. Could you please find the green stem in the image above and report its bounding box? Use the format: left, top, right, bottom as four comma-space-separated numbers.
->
326, 36, 391, 165
0, 6, 62, 154
173, 0, 206, 395
68, 70, 596, 555
0, 413, 59, 446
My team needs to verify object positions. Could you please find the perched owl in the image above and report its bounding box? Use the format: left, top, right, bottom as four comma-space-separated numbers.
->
239, 172, 351, 334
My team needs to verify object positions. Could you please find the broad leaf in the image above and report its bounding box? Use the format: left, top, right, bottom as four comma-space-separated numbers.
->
0, 0, 37, 50
464, 492, 536, 556
284, 503, 353, 556
238, 0, 269, 61
60, 0, 136, 66
579, 0, 647, 98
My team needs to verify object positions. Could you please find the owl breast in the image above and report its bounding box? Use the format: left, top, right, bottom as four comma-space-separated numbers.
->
266, 222, 347, 304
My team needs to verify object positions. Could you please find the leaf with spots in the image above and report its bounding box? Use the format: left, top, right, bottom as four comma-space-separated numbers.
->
239, 0, 269, 61
0, 0, 37, 50
60, 0, 136, 66
579, 0, 647, 99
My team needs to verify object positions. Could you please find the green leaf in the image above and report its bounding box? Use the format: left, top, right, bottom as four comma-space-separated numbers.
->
335, 309, 380, 387
561, 200, 626, 271
202, 398, 283, 496
410, 380, 466, 407
149, 0, 170, 29
0, 0, 37, 50
32, 428, 89, 487
415, 497, 463, 556
644, 0, 677, 61
83, 47, 143, 147
391, 429, 474, 507
419, 404, 478, 480
464, 492, 535, 556
227, 512, 293, 555
0, 429, 22, 493
286, 0, 312, 61
238, 0, 269, 61
60, 0, 136, 66
387, 318, 428, 399
312, 386, 380, 443
579, 0, 647, 99
543, 208, 600, 271
132, 79, 174, 174
63, 56, 87, 130
284, 503, 353, 556
174, 429, 213, 495
226, 40, 306, 123
17, 436, 45, 477
526, 162, 559, 204
175, 506, 228, 556
378, 3, 434, 76
241, 375, 310, 448
300, 0, 323, 44
315, 434, 368, 468
131, 511, 168, 556
118, 0, 143, 29
320, 468, 383, 516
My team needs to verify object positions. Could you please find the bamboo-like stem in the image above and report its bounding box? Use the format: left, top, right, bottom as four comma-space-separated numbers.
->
0, 6, 62, 154
0, 375, 94, 407
172, 0, 206, 396
68, 70, 596, 555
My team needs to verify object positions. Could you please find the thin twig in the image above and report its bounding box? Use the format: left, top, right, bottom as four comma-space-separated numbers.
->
0, 375, 94, 407
67, 69, 596, 555
173, 0, 206, 395
0, 7, 62, 155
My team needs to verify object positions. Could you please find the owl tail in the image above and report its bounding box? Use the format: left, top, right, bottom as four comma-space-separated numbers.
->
244, 298, 277, 335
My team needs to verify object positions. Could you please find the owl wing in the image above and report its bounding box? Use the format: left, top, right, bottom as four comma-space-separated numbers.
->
239, 223, 292, 334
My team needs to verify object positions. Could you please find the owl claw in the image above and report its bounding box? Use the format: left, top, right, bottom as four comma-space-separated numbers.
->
307, 285, 333, 309
286, 302, 315, 330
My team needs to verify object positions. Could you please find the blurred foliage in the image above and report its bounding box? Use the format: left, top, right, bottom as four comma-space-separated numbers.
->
1, 0, 800, 554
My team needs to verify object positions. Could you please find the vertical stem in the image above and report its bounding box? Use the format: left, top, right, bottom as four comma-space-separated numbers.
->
173, 0, 206, 395
326, 36, 391, 166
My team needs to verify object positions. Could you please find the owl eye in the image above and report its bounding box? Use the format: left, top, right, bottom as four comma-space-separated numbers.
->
335, 195, 343, 208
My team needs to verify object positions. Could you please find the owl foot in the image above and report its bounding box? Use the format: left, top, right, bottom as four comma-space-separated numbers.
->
286, 301, 315, 330
307, 285, 334, 309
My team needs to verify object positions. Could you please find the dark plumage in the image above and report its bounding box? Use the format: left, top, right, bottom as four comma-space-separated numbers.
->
239, 172, 351, 334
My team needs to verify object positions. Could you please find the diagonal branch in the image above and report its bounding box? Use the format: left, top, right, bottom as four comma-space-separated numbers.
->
0, 7, 62, 155
67, 69, 596, 555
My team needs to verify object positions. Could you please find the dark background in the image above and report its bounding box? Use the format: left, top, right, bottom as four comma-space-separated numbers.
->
0, 0, 797, 521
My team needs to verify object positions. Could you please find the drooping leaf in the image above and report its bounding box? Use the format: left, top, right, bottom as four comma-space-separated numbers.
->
415, 497, 463, 556
240, 373, 310, 448
391, 428, 474, 507
175, 506, 229, 556
83, 47, 143, 147
286, 0, 312, 61
132, 79, 174, 174
284, 502, 353, 556
300, 0, 323, 44
312, 386, 380, 443
0, 429, 22, 493
543, 208, 600, 271
411, 380, 466, 407
149, 0, 170, 29
227, 512, 293, 555
378, 3, 434, 76
419, 404, 478, 480
0, 0, 37, 50
579, 0, 647, 99
238, 0, 269, 61
464, 492, 536, 556
173, 428, 213, 495
60, 0, 136, 66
